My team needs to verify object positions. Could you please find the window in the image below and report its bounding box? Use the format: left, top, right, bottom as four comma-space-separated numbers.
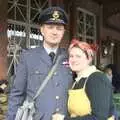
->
76, 8, 97, 64
76, 7, 96, 44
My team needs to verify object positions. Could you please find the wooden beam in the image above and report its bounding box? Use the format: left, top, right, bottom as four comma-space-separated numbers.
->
103, 2, 120, 18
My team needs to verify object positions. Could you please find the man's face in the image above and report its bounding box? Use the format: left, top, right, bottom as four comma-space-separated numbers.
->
41, 24, 65, 47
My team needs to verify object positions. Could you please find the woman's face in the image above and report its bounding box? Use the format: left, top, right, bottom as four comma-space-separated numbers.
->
69, 47, 91, 73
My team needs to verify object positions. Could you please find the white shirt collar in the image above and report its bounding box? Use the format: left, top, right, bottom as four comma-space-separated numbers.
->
75, 65, 100, 82
44, 46, 57, 54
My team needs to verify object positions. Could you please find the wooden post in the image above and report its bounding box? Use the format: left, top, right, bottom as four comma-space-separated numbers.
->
0, 0, 8, 80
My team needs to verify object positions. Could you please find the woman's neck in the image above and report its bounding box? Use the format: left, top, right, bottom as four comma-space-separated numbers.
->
76, 65, 90, 76
76, 65, 97, 79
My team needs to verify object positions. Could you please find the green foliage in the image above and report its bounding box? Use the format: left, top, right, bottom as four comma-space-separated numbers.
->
113, 93, 120, 117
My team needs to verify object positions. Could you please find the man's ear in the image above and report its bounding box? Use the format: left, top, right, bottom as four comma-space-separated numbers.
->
40, 26, 44, 36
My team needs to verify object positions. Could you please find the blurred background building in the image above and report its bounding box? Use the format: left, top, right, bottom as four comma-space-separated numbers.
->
1, 0, 120, 79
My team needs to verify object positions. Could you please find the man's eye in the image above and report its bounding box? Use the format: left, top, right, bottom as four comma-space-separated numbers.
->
57, 27, 64, 30
47, 26, 53, 29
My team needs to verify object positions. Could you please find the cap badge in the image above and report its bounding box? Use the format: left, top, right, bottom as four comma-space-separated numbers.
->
52, 11, 60, 20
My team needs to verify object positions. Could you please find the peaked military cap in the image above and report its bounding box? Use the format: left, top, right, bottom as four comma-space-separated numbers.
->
38, 6, 68, 25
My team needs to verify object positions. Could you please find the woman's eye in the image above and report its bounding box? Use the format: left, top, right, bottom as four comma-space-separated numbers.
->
69, 55, 82, 58
76, 55, 82, 58
69, 55, 73, 58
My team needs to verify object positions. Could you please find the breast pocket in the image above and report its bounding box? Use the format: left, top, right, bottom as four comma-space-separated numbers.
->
28, 69, 48, 93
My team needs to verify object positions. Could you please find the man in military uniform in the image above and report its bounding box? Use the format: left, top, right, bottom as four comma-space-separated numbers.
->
6, 6, 73, 120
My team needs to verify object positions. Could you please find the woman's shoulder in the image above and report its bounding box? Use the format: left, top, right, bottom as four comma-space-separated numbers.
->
88, 71, 112, 87
90, 71, 105, 77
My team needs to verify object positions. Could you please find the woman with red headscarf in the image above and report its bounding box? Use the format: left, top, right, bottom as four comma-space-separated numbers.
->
52, 39, 115, 120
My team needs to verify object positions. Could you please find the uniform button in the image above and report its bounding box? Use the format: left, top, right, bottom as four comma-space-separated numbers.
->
56, 108, 60, 112
70, 71, 72, 74
35, 70, 40, 74
56, 82, 60, 87
56, 96, 60, 99
54, 72, 57, 75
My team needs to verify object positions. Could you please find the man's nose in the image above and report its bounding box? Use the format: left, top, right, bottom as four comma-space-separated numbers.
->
52, 27, 59, 34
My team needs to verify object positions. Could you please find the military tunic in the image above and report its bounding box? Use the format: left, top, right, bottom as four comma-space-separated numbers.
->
7, 43, 73, 120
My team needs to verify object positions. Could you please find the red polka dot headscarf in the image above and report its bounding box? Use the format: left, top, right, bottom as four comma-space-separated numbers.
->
69, 39, 98, 59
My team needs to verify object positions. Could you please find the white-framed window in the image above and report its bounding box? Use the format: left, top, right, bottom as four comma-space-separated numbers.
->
76, 7, 96, 44
76, 7, 97, 64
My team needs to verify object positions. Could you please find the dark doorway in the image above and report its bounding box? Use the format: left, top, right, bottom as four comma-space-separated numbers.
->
113, 40, 120, 73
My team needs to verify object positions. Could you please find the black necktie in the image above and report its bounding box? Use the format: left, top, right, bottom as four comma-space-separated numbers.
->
49, 52, 55, 62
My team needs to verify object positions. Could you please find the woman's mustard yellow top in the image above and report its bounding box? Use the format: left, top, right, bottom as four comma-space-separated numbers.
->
68, 78, 114, 120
